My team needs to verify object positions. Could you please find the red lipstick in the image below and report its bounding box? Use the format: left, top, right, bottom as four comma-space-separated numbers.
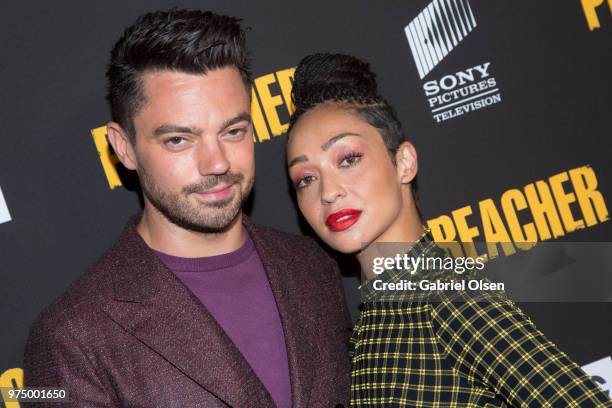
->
325, 209, 362, 232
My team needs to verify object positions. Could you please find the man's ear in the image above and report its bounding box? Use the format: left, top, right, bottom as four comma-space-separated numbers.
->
106, 122, 138, 171
395, 141, 418, 184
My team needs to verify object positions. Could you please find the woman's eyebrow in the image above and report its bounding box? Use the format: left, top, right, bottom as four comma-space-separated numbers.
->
289, 132, 363, 168
288, 155, 307, 169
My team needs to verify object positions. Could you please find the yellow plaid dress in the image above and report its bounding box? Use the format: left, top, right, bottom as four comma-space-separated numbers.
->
349, 232, 612, 407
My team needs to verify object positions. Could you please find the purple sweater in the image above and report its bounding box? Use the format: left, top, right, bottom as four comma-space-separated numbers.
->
154, 230, 291, 408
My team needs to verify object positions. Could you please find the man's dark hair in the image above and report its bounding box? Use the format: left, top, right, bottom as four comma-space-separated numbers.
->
288, 53, 420, 212
106, 8, 252, 143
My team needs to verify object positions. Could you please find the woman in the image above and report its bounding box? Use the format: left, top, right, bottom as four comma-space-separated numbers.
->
285, 53, 611, 407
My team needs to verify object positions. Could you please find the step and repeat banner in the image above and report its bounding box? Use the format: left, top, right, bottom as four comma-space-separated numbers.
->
1, 0, 611, 403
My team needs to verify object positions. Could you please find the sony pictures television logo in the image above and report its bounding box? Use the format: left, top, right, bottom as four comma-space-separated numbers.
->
405, 0, 502, 123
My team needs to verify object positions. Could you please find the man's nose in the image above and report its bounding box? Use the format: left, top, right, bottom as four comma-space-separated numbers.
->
197, 139, 230, 175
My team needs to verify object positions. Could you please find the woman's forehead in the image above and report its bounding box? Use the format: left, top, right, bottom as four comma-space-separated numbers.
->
289, 105, 376, 144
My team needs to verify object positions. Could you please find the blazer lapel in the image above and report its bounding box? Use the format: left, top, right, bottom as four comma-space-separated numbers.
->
244, 217, 315, 408
102, 214, 275, 407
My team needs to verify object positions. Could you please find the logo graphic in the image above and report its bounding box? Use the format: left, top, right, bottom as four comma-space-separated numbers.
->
582, 356, 612, 397
581, 0, 611, 31
0, 186, 11, 224
404, 0, 502, 123
405, 0, 477, 79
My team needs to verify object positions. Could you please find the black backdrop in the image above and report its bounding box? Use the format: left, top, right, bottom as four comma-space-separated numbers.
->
1, 0, 611, 401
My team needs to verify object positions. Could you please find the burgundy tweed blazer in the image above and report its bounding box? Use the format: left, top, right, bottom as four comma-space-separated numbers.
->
23, 213, 352, 407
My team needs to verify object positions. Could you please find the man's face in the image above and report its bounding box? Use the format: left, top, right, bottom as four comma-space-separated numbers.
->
131, 67, 255, 233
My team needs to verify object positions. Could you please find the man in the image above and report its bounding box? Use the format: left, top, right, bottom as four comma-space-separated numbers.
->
23, 9, 351, 407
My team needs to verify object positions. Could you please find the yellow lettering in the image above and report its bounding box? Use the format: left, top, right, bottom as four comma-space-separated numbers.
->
549, 171, 585, 232
569, 165, 610, 226
501, 189, 537, 250
1, 367, 23, 408
580, 0, 612, 31
451, 205, 480, 258
276, 68, 296, 115
427, 215, 464, 257
524, 181, 565, 240
91, 126, 122, 189
254, 73, 287, 136
251, 88, 270, 142
479, 199, 516, 259
426, 166, 607, 260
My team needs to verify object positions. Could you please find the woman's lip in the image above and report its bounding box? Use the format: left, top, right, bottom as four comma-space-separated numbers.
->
326, 209, 362, 232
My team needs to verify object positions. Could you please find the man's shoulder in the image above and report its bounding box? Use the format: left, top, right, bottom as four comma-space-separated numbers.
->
33, 247, 116, 327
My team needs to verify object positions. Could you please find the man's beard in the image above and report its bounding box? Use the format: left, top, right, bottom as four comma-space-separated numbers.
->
138, 165, 254, 234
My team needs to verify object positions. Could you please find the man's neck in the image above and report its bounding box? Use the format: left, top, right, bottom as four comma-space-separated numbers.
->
137, 206, 245, 258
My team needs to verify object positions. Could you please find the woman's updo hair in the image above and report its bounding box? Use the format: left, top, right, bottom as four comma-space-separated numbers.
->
289, 53, 407, 162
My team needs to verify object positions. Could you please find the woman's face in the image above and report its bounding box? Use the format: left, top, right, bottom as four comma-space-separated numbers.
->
287, 103, 409, 253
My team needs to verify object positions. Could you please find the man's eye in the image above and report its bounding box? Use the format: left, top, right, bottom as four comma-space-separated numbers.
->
165, 136, 186, 146
339, 152, 363, 167
226, 127, 247, 138
295, 175, 316, 189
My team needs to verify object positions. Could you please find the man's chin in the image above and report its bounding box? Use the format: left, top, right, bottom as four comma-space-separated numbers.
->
185, 204, 243, 231
171, 214, 239, 234
148, 199, 241, 234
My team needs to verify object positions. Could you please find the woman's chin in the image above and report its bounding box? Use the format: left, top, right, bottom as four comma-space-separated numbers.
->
314, 224, 371, 254
326, 237, 365, 254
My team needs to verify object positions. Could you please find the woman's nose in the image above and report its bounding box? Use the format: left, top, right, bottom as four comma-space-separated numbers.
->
320, 175, 346, 204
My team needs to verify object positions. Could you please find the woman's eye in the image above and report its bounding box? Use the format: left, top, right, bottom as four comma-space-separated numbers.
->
339, 152, 363, 167
295, 175, 316, 189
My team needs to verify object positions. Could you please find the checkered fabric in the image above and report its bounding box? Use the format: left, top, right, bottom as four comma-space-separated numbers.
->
350, 231, 612, 407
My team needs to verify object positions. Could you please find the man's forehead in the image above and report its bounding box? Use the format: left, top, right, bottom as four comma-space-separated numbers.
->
141, 68, 248, 100
134, 68, 251, 124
